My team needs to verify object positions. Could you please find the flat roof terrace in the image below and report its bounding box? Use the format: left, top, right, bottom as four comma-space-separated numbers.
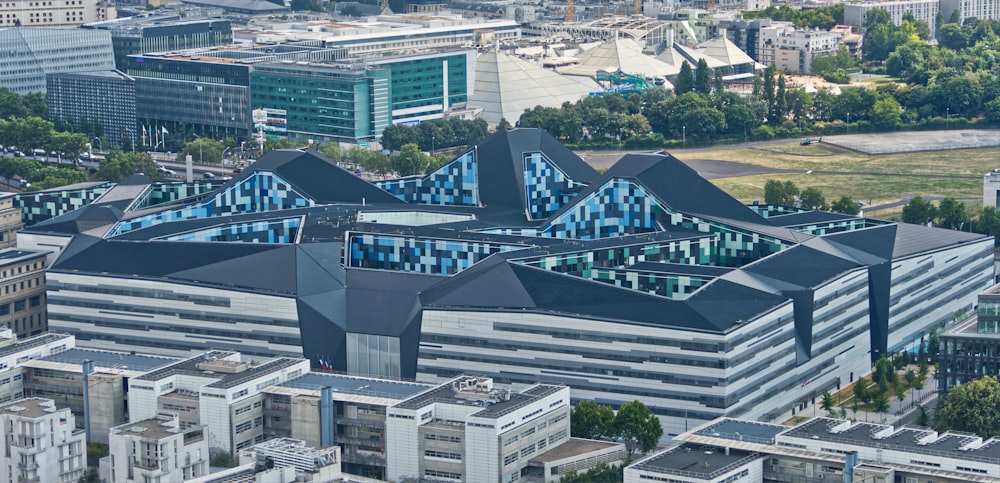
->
630, 443, 760, 480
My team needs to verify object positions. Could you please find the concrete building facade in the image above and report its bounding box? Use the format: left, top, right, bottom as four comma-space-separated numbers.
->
0, 0, 115, 28
0, 249, 49, 338
0, 397, 87, 483
757, 23, 842, 73
107, 412, 210, 483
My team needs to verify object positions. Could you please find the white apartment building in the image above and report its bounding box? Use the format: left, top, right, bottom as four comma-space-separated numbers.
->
0, 330, 74, 405
107, 412, 210, 483
757, 23, 842, 73
843, 0, 939, 34
0, 0, 115, 28
127, 351, 310, 455
386, 376, 571, 483
942, 0, 1000, 23
0, 397, 87, 483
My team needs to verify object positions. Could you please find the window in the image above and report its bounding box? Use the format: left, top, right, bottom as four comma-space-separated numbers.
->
424, 450, 461, 461
503, 452, 518, 465
520, 444, 535, 458
28, 296, 40, 308
12, 300, 24, 312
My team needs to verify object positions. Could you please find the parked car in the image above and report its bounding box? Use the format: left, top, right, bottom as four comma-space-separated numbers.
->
202, 172, 216, 179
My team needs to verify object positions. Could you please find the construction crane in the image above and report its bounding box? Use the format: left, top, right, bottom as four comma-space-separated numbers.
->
567, 0, 574, 22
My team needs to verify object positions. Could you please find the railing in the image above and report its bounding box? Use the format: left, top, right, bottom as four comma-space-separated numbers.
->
341, 447, 385, 466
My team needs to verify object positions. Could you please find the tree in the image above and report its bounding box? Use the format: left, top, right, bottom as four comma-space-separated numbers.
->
831, 195, 861, 215
695, 58, 712, 95
799, 187, 828, 210
95, 151, 161, 182
560, 463, 624, 483
938, 23, 970, 50
871, 392, 891, 419
319, 142, 341, 162
927, 327, 940, 359
613, 400, 663, 462
853, 378, 872, 405
179, 137, 225, 164
763, 179, 799, 206
674, 61, 694, 95
713, 69, 725, 93
978, 206, 1000, 240
901, 196, 937, 225
571, 401, 615, 440
935, 376, 1000, 438
937, 197, 969, 229
79, 468, 100, 483
871, 97, 902, 129
915, 404, 930, 426
821, 390, 834, 414
390, 143, 429, 177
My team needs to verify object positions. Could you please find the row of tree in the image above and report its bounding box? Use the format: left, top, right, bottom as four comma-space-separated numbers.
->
0, 117, 90, 162
570, 400, 663, 463
379, 117, 490, 153
763, 179, 861, 214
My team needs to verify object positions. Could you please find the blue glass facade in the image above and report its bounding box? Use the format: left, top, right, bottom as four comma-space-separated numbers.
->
110, 172, 314, 235
523, 152, 586, 220
540, 179, 660, 239
347, 233, 524, 275
377, 151, 479, 206
163, 217, 302, 243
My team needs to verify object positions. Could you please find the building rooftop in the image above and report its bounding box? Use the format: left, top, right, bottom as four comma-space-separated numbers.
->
630, 443, 760, 479
528, 437, 622, 463
394, 377, 564, 420
779, 418, 1000, 464
135, 351, 305, 389
942, 317, 999, 338
692, 418, 787, 445
113, 416, 189, 441
0, 333, 71, 360
29, 347, 178, 373
0, 248, 48, 265
0, 397, 68, 419
278, 373, 432, 400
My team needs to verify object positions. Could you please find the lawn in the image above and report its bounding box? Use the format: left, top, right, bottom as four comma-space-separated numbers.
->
676, 142, 1000, 207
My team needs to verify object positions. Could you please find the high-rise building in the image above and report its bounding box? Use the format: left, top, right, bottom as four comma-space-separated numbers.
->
46, 70, 137, 149
0, 27, 115, 94
0, 397, 87, 483
941, 0, 1000, 23
0, 0, 115, 29
843, 0, 939, 34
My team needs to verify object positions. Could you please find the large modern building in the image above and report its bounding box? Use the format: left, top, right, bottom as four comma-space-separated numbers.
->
251, 49, 475, 143
46, 70, 138, 149
83, 15, 233, 69
19, 128, 994, 437
0, 27, 115, 94
941, 0, 1000, 23
844, 0, 939, 34
938, 283, 1000, 395
625, 417, 1000, 482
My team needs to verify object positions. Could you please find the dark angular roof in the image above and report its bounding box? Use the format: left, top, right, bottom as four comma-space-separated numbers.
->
743, 245, 864, 288
593, 153, 770, 225
626, 262, 733, 277
345, 269, 442, 336
767, 210, 858, 227
474, 128, 599, 210
891, 222, 988, 258
255, 149, 405, 205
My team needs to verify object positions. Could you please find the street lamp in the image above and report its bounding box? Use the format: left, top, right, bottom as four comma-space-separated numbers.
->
846, 112, 850, 134
682, 125, 686, 148
192, 133, 203, 164
946, 107, 949, 129
431, 135, 435, 156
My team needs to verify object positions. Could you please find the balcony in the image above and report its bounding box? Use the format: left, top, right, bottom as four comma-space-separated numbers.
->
341, 447, 385, 467
17, 462, 38, 471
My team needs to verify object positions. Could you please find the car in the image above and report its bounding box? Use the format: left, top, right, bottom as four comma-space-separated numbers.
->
18, 179, 30, 188
202, 172, 216, 179
221, 176, 233, 181
232, 168, 243, 174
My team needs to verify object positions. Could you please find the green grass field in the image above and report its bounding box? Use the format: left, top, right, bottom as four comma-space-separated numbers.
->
676, 142, 1000, 209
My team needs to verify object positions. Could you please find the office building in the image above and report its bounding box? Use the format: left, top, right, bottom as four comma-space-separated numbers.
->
626, 416, 1000, 482
757, 22, 842, 73
46, 70, 138, 149
941, 0, 1000, 24
0, 0, 115, 28
386, 376, 571, 482
127, 351, 310, 455
938, 283, 1000, 394
0, 397, 87, 483
0, 193, 24, 249
844, 0, 939, 34
984, 169, 1000, 208
0, 249, 48, 338
186, 438, 355, 483
0, 27, 115, 94
22, 346, 179, 444
251, 49, 474, 143
107, 412, 210, 483
0, 330, 74, 405
19, 128, 993, 437
262, 373, 433, 479
83, 15, 233, 69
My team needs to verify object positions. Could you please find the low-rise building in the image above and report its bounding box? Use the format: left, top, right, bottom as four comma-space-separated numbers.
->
0, 397, 87, 483
757, 23, 842, 73
0, 193, 23, 249
0, 248, 49, 338
386, 376, 571, 483
626, 417, 1000, 482
0, 330, 73, 405
21, 346, 178, 444
107, 412, 210, 483
263, 372, 433, 479
186, 437, 373, 483
128, 351, 310, 455
938, 284, 1000, 394
0, 0, 115, 28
